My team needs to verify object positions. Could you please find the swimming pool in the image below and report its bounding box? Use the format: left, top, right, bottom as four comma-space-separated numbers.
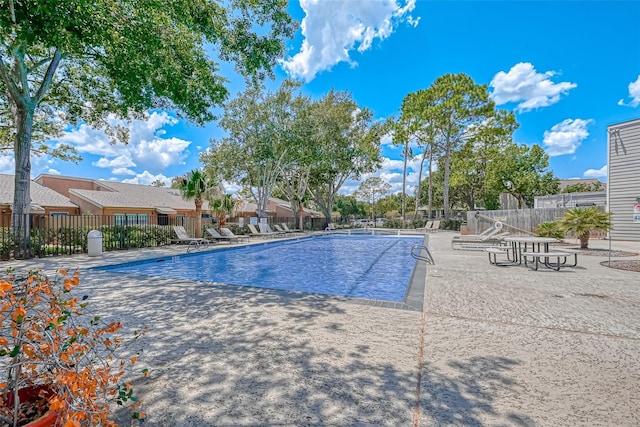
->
98, 235, 424, 302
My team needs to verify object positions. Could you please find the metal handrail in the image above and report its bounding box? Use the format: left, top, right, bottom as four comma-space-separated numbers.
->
411, 244, 435, 264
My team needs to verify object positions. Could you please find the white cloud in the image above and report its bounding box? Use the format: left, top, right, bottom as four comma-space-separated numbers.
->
490, 62, 577, 112
542, 118, 592, 156
47, 169, 61, 175
282, 0, 418, 82
617, 75, 640, 107
584, 165, 607, 178
56, 111, 191, 176
93, 155, 135, 169
0, 155, 14, 173
112, 168, 136, 176
122, 171, 171, 186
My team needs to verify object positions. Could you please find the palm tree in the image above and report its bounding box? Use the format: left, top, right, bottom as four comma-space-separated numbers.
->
556, 207, 612, 249
211, 194, 237, 227
178, 169, 217, 238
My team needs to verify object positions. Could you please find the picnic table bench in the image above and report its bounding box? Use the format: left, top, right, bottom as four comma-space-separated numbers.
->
522, 251, 572, 271
485, 246, 514, 266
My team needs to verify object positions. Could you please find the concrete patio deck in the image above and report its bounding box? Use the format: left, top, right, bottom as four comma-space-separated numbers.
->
3, 232, 639, 426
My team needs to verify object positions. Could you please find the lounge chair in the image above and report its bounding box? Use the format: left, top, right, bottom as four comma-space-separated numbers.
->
261, 223, 285, 236
272, 224, 294, 234
219, 227, 250, 243
325, 223, 337, 232
246, 223, 275, 238
281, 223, 302, 233
416, 220, 434, 232
259, 223, 285, 237
172, 225, 210, 252
205, 228, 240, 244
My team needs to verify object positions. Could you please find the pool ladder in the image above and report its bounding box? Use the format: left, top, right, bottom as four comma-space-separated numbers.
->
411, 245, 435, 265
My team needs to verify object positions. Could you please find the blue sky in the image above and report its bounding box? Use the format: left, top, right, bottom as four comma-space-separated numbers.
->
6, 0, 640, 196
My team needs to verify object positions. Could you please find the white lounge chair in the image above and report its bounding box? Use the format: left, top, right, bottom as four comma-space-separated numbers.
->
206, 228, 239, 244
172, 226, 210, 252
325, 223, 337, 232
272, 224, 294, 234
247, 223, 277, 238
219, 227, 250, 243
259, 223, 285, 237
281, 223, 302, 233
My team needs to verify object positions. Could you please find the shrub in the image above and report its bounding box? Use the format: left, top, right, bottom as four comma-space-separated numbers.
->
0, 269, 147, 425
535, 221, 564, 239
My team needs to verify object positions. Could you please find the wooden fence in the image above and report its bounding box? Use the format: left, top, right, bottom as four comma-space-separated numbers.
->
465, 208, 606, 238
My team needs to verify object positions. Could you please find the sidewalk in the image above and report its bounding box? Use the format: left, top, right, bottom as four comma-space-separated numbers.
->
420, 232, 640, 426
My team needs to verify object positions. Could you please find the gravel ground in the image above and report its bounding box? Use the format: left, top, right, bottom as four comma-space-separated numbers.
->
562, 248, 640, 272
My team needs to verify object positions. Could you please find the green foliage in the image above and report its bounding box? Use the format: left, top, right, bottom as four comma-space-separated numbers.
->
383, 218, 404, 229
535, 221, 564, 239
561, 182, 604, 193
203, 80, 305, 219
399, 73, 499, 218
440, 219, 462, 231
556, 207, 612, 249
333, 195, 365, 220
357, 177, 391, 220
2, 0, 296, 257
494, 144, 559, 208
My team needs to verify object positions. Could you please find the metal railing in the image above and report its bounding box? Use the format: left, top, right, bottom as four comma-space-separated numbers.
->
0, 214, 214, 261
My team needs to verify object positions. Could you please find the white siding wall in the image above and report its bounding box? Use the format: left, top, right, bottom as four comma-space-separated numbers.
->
608, 118, 640, 241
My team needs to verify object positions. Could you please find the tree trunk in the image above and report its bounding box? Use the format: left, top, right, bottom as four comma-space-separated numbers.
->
428, 150, 433, 220
414, 148, 428, 219
443, 147, 452, 219
401, 141, 408, 224
12, 105, 35, 259
579, 231, 590, 249
195, 199, 203, 238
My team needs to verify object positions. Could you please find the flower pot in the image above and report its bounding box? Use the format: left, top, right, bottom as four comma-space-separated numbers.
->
1, 385, 58, 427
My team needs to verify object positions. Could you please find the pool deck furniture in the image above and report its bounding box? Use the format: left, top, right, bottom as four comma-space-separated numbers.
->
485, 246, 516, 266
273, 224, 295, 234
521, 250, 573, 271
281, 223, 302, 233
487, 236, 579, 271
219, 227, 251, 243
205, 228, 240, 244
260, 223, 286, 237
247, 223, 278, 238
172, 225, 210, 252
417, 220, 441, 233
325, 223, 337, 233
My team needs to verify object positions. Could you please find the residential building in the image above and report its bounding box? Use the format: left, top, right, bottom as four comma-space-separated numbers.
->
607, 117, 640, 241
0, 174, 79, 226
35, 174, 210, 225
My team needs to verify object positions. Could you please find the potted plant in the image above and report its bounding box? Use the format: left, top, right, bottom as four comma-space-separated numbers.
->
0, 268, 147, 426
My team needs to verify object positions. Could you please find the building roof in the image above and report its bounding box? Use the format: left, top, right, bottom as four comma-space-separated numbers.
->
69, 180, 210, 211
0, 174, 77, 209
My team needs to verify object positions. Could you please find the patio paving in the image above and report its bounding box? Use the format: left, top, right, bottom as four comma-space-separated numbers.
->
3, 232, 639, 426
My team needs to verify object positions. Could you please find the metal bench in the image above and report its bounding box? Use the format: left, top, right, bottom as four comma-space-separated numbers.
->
521, 251, 572, 271
485, 246, 514, 266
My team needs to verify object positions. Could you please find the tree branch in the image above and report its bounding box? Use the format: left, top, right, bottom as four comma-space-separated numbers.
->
35, 49, 62, 103
0, 56, 22, 102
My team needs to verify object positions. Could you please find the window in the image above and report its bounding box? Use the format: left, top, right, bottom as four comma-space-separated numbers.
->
114, 214, 149, 226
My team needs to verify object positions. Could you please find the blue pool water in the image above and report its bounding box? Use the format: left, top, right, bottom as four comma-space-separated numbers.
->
99, 235, 423, 301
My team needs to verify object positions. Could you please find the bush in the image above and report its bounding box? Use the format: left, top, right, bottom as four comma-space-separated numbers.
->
0, 269, 146, 425
535, 221, 564, 239
383, 218, 404, 229
441, 219, 462, 231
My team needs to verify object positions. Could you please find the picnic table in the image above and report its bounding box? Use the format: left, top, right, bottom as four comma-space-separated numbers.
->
485, 236, 578, 270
